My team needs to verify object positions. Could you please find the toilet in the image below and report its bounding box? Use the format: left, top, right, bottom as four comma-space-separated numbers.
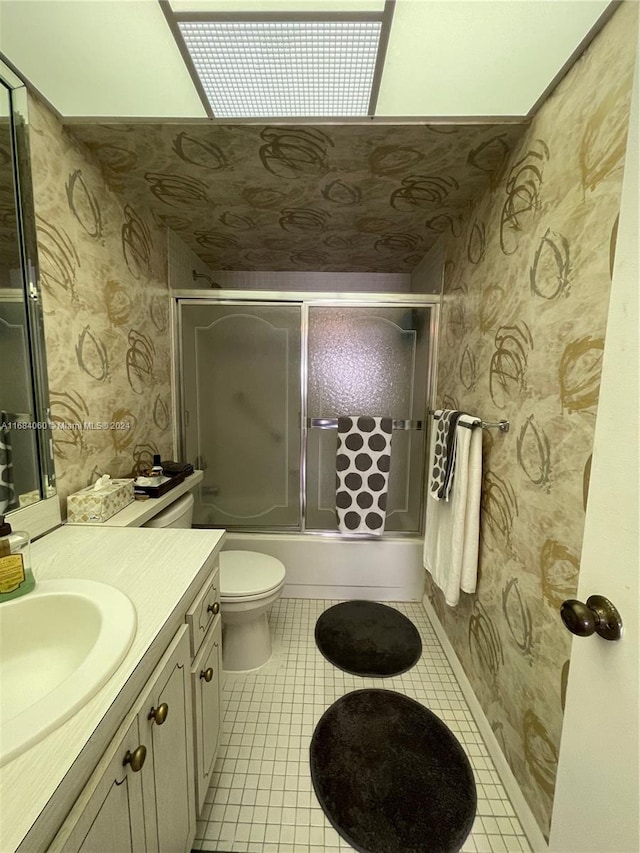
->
219, 551, 286, 672
142, 492, 194, 529
143, 500, 284, 671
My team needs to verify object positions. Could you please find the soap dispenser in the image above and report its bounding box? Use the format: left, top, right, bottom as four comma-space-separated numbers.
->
0, 515, 35, 602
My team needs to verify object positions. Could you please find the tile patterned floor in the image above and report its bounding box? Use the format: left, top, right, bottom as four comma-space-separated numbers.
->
194, 599, 532, 853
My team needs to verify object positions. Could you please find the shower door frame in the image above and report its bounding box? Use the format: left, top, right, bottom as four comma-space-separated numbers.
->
174, 290, 440, 538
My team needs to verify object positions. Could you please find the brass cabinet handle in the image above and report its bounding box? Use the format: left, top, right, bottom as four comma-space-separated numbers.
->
123, 745, 147, 772
148, 703, 169, 725
207, 601, 220, 615
200, 667, 214, 682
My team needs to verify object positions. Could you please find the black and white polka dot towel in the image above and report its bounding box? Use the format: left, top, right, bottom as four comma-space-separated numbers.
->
429, 409, 463, 502
335, 416, 393, 534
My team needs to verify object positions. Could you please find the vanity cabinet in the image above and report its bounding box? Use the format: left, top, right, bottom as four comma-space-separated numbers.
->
192, 614, 222, 812
48, 557, 224, 853
49, 626, 194, 853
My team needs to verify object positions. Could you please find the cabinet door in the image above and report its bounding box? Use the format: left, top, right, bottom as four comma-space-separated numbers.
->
186, 563, 220, 657
48, 718, 149, 853
191, 615, 222, 814
140, 625, 195, 853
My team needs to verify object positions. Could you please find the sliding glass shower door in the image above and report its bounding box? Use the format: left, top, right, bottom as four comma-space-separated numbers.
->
181, 303, 302, 528
305, 306, 431, 533
180, 299, 433, 533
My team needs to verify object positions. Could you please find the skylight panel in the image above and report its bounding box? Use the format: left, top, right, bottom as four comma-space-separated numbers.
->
177, 19, 382, 117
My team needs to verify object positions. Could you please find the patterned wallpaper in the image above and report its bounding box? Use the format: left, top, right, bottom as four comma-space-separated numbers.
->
27, 95, 173, 506
67, 121, 525, 274
425, 3, 637, 838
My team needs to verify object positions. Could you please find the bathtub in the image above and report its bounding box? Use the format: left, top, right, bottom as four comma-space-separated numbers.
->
223, 533, 425, 601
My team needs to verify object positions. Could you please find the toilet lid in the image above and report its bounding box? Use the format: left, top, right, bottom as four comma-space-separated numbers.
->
220, 550, 286, 597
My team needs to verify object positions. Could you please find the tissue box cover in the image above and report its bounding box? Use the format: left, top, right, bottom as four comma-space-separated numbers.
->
67, 479, 135, 523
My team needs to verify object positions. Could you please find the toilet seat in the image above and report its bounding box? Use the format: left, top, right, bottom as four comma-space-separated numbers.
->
220, 551, 286, 599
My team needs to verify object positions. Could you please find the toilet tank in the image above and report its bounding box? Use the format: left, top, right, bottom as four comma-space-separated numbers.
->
142, 493, 194, 529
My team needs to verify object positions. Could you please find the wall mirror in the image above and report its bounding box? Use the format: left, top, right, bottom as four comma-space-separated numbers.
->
0, 57, 58, 535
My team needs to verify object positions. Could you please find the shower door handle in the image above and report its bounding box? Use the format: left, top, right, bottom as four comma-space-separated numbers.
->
308, 418, 337, 429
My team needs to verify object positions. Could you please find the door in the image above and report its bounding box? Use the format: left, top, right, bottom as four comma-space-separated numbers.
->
48, 718, 148, 853
549, 47, 638, 853
181, 302, 302, 529
305, 304, 432, 532
141, 626, 195, 853
191, 615, 222, 814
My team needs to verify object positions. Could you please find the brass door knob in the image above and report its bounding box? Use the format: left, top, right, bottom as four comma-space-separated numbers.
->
207, 601, 220, 615
560, 595, 623, 641
148, 703, 169, 725
123, 745, 147, 772
200, 667, 214, 682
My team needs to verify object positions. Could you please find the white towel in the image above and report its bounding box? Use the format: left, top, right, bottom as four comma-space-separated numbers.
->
423, 413, 483, 607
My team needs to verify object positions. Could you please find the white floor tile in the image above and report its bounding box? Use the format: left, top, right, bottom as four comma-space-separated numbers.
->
196, 598, 531, 853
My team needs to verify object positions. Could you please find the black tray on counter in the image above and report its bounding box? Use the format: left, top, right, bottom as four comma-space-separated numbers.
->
134, 471, 186, 498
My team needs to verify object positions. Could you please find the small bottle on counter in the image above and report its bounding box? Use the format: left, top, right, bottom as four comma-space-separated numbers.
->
0, 515, 35, 602
149, 454, 164, 486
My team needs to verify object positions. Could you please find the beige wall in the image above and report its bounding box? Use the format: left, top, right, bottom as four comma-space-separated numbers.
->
168, 227, 213, 290
426, 3, 637, 838
27, 96, 173, 506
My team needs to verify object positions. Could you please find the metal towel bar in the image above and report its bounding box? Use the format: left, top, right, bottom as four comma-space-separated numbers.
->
428, 410, 510, 433
307, 418, 423, 431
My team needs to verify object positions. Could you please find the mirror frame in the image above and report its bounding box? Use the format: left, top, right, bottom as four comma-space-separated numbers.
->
1, 57, 60, 537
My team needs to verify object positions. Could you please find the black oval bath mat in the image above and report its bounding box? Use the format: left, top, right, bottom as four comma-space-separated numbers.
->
315, 600, 422, 676
310, 689, 477, 853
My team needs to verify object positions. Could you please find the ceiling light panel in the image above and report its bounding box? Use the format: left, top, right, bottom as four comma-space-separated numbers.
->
170, 2, 386, 10
178, 19, 382, 117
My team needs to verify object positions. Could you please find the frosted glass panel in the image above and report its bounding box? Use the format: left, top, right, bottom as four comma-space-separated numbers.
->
181, 304, 301, 528
306, 306, 430, 532
308, 308, 421, 417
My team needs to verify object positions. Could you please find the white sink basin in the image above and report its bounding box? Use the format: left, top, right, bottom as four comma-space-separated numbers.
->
0, 579, 136, 766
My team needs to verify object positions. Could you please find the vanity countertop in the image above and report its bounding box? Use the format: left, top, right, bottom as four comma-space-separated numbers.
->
0, 523, 225, 853
64, 470, 204, 527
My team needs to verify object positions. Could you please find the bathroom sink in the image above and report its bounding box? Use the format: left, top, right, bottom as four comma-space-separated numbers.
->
0, 579, 136, 766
